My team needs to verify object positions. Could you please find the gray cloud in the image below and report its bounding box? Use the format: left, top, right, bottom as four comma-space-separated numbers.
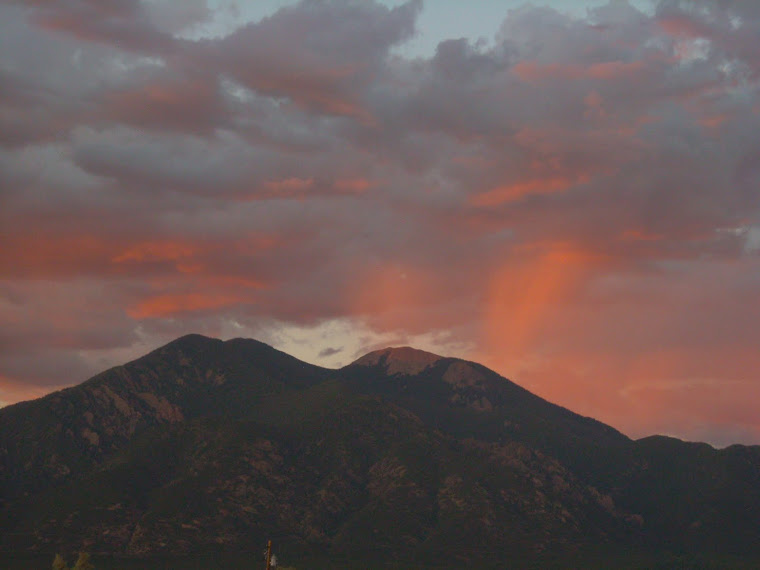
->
2, 0, 760, 443
318, 346, 343, 358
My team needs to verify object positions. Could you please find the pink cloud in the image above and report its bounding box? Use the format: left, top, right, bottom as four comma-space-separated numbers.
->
127, 292, 248, 319
2, 0, 760, 445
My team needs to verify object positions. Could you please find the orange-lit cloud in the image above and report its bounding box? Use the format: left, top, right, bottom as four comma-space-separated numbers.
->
658, 17, 705, 38
471, 174, 592, 207
0, 374, 64, 408
349, 263, 433, 331
3, 0, 760, 446
0, 234, 111, 278
334, 178, 374, 193
263, 177, 314, 195
101, 77, 225, 135
513, 60, 646, 82
483, 242, 606, 360
128, 293, 246, 319
112, 241, 202, 264
620, 229, 663, 242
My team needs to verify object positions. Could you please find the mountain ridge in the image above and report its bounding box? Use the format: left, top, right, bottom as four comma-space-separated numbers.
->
1, 334, 759, 568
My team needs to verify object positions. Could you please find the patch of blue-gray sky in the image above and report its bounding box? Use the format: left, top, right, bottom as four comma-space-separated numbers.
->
191, 0, 654, 54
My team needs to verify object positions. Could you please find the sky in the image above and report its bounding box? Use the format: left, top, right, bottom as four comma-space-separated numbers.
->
1, 0, 760, 447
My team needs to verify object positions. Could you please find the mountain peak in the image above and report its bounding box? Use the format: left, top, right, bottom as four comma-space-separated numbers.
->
4, 335, 760, 566
351, 346, 443, 376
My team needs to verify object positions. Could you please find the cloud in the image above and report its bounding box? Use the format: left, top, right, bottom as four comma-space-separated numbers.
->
1, 0, 760, 444
22, 0, 176, 54
144, 0, 211, 36
318, 346, 343, 358
195, 0, 421, 120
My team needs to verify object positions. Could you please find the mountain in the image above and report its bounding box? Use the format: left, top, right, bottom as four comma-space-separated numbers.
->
1, 334, 759, 569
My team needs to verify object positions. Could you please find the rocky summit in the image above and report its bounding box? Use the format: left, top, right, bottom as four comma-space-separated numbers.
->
2, 334, 760, 568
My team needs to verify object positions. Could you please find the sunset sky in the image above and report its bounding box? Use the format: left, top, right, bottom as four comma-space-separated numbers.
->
2, 0, 760, 446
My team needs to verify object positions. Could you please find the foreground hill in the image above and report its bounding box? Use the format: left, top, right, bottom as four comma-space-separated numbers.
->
1, 335, 759, 568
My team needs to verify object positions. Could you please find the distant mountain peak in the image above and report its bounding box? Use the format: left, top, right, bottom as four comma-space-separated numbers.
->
352, 346, 444, 376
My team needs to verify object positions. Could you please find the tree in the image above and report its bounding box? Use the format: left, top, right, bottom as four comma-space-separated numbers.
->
52, 553, 68, 570
72, 552, 95, 570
